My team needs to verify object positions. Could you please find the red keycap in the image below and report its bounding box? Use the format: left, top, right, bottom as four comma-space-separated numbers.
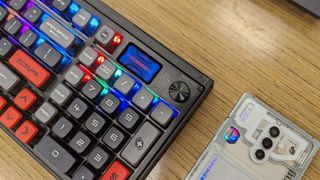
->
15, 120, 38, 144
0, 96, 7, 111
13, 88, 37, 111
0, 106, 22, 129
9, 50, 50, 88
101, 161, 130, 180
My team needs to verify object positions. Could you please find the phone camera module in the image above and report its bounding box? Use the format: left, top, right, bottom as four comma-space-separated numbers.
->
255, 149, 265, 160
262, 137, 273, 149
269, 126, 280, 138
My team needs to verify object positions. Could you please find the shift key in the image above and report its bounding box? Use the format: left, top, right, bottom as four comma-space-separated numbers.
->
9, 50, 50, 88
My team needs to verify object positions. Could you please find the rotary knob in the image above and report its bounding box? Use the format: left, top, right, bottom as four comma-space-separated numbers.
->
169, 81, 190, 103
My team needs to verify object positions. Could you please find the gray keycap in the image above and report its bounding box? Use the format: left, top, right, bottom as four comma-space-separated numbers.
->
50, 83, 72, 106
40, 17, 75, 49
121, 121, 160, 166
51, 0, 71, 12
103, 127, 125, 150
73, 9, 92, 28
0, 62, 20, 91
95, 60, 116, 81
132, 88, 154, 111
117, 107, 140, 131
9, 0, 27, 11
72, 166, 94, 180
23, 5, 42, 23
19, 29, 38, 48
65, 65, 84, 87
0, 6, 8, 22
0, 38, 12, 57
37, 136, 76, 173
95, 25, 115, 46
35, 42, 62, 68
99, 93, 120, 115
79, 46, 98, 68
67, 98, 88, 119
82, 79, 102, 100
150, 102, 174, 127
114, 74, 135, 96
69, 131, 91, 153
85, 112, 106, 134
87, 146, 109, 170
52, 117, 73, 138
35, 102, 58, 123
4, 17, 22, 36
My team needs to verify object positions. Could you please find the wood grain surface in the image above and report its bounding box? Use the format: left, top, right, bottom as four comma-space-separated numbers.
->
0, 0, 320, 179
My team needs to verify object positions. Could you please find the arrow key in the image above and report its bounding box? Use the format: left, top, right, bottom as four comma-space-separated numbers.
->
15, 120, 38, 144
14, 88, 37, 111
0, 106, 22, 129
0, 96, 7, 111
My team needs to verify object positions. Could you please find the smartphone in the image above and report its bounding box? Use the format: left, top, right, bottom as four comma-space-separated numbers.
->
185, 93, 319, 180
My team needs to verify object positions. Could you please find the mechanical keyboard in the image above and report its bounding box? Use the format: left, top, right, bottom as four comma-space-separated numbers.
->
0, 0, 213, 179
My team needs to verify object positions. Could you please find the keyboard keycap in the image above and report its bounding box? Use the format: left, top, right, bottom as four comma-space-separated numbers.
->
114, 74, 135, 96
13, 88, 37, 111
4, 17, 22, 36
132, 87, 154, 111
99, 93, 121, 116
72, 166, 94, 180
35, 102, 58, 124
78, 46, 98, 68
18, 29, 38, 48
87, 146, 110, 170
35, 42, 62, 68
0, 96, 7, 111
52, 117, 73, 138
15, 120, 38, 144
69, 131, 91, 154
103, 126, 125, 151
37, 136, 76, 173
101, 161, 129, 180
67, 98, 88, 119
150, 102, 174, 127
0, 106, 22, 129
40, 17, 76, 49
95, 60, 116, 82
117, 107, 140, 132
9, 0, 27, 11
23, 5, 42, 23
51, 0, 71, 12
65, 65, 85, 87
0, 6, 8, 23
85, 112, 106, 135
0, 38, 13, 57
82, 79, 102, 100
50, 83, 72, 106
73, 9, 92, 29
95, 25, 115, 46
9, 50, 51, 88
0, 62, 20, 91
121, 121, 160, 166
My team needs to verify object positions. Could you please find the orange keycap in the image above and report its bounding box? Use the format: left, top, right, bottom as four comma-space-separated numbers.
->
0, 106, 22, 129
15, 120, 38, 144
101, 161, 130, 180
0, 96, 7, 111
14, 88, 37, 111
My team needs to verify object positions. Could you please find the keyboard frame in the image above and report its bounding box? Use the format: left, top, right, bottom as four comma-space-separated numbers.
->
0, 0, 214, 179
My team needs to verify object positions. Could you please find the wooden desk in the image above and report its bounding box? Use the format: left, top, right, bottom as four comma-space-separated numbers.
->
0, 0, 319, 179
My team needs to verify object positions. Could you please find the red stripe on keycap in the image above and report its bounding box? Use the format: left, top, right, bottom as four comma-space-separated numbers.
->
101, 161, 129, 180
0, 106, 22, 129
15, 120, 38, 144
0, 96, 7, 111
14, 88, 37, 111
9, 50, 50, 88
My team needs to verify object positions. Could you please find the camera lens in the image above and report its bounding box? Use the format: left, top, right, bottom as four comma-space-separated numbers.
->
269, 126, 280, 138
255, 149, 265, 160
262, 137, 273, 149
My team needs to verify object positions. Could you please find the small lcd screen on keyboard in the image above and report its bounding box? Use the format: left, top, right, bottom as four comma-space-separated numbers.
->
118, 44, 161, 83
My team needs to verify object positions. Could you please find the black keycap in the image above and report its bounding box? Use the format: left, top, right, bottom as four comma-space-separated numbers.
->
0, 38, 13, 58
78, 46, 98, 68
35, 42, 62, 68
18, 29, 38, 48
67, 98, 88, 120
9, 0, 27, 11
113, 74, 135, 96
132, 87, 154, 111
73, 9, 92, 28
103, 127, 125, 151
23, 5, 42, 23
0, 6, 8, 23
72, 166, 94, 180
150, 102, 174, 127
37, 136, 76, 173
99, 93, 121, 116
51, 0, 71, 12
85, 112, 106, 135
117, 107, 140, 131
82, 79, 102, 100
4, 17, 22, 36
69, 131, 91, 154
52, 117, 73, 138
87, 146, 110, 170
